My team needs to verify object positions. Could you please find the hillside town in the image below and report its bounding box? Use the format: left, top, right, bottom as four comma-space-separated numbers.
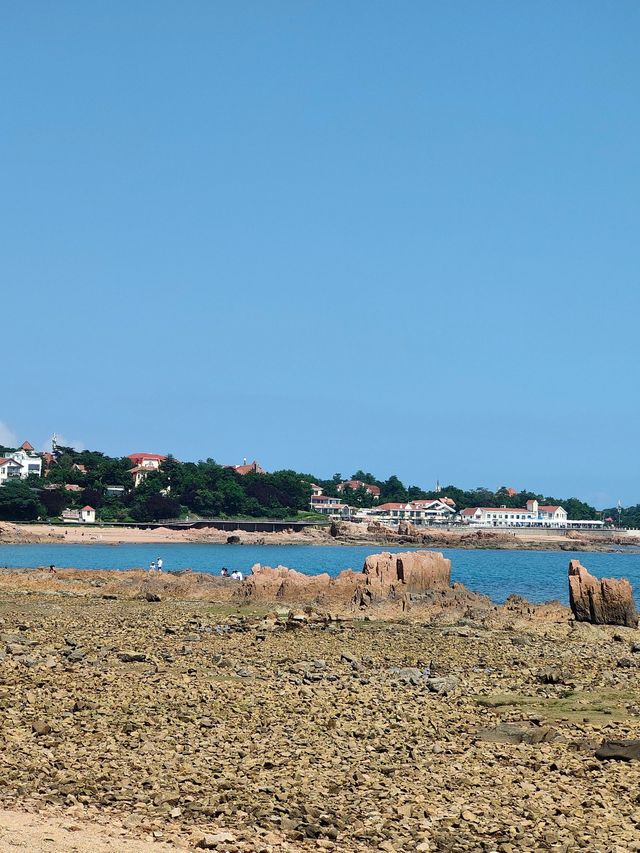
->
0, 438, 609, 529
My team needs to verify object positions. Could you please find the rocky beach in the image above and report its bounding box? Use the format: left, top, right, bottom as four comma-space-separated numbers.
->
0, 553, 639, 852
0, 520, 636, 552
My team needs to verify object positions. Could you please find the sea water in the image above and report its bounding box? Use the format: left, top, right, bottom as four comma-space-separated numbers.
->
0, 543, 639, 605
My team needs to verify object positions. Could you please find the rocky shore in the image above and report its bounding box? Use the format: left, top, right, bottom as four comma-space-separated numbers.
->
0, 519, 637, 552
0, 554, 639, 852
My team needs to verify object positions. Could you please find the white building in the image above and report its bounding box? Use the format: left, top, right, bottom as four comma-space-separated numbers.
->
0, 457, 25, 485
370, 499, 456, 526
309, 494, 350, 517
2, 441, 42, 480
105, 485, 126, 498
461, 499, 569, 528
310, 483, 324, 497
128, 453, 167, 487
62, 505, 96, 524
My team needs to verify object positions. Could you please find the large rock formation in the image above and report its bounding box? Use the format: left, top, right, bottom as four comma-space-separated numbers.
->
356, 550, 451, 606
568, 559, 638, 628
236, 564, 361, 607
236, 550, 451, 610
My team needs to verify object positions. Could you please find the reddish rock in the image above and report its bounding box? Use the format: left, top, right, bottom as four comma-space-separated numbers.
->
237, 550, 451, 610
568, 560, 638, 628
236, 563, 361, 607
356, 550, 451, 606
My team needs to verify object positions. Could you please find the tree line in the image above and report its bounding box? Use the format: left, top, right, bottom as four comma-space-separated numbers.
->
0, 445, 628, 524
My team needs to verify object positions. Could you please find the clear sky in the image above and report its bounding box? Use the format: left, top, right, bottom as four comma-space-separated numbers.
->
2, 2, 638, 508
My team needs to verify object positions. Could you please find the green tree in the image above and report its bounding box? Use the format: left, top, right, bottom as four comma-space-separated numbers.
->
380, 475, 408, 504
0, 481, 44, 521
39, 488, 67, 518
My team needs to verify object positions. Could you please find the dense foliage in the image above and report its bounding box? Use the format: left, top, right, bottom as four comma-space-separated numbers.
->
0, 444, 612, 523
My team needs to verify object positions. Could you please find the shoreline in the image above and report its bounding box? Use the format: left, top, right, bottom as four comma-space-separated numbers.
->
1, 519, 637, 552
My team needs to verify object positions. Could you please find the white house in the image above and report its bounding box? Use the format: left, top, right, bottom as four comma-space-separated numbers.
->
1, 441, 42, 480
461, 499, 568, 528
128, 453, 167, 487
310, 483, 324, 497
309, 494, 350, 517
369, 499, 456, 526
0, 457, 25, 485
105, 485, 126, 498
62, 505, 96, 524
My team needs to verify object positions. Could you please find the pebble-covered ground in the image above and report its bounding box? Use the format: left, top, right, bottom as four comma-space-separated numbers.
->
0, 592, 639, 852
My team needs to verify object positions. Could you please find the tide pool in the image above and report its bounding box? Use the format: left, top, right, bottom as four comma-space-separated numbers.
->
0, 543, 639, 605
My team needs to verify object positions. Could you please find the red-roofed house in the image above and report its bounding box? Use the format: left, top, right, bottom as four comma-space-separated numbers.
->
62, 505, 95, 523
128, 453, 168, 487
337, 480, 381, 500
370, 499, 455, 526
0, 457, 24, 485
226, 460, 265, 476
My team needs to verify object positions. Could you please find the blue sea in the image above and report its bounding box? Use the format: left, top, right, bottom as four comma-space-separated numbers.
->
0, 543, 639, 605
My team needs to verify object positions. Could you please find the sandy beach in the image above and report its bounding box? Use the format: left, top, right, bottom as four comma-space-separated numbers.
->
0, 520, 636, 552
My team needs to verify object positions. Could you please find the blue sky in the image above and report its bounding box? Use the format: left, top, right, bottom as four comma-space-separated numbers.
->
1, 2, 638, 508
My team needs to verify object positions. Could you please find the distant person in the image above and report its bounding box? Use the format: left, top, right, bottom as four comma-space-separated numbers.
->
49, 565, 56, 574
149, 560, 156, 573
231, 570, 244, 581
220, 567, 229, 578
157, 557, 163, 573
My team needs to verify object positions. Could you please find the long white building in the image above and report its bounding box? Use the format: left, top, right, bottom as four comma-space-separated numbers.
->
461, 499, 569, 528
369, 499, 456, 526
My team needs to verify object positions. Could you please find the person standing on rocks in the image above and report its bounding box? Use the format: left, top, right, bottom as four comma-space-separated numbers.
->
149, 560, 156, 573
157, 557, 163, 573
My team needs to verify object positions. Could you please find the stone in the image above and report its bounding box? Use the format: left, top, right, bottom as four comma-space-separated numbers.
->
236, 550, 451, 610
196, 831, 235, 848
426, 675, 459, 695
145, 591, 162, 602
388, 667, 424, 686
32, 721, 51, 736
536, 666, 565, 684
568, 560, 638, 628
595, 740, 640, 761
118, 651, 147, 663
66, 649, 86, 661
477, 723, 560, 745
355, 551, 451, 607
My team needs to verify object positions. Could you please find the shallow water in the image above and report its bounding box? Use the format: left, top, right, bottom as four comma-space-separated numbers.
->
0, 543, 639, 604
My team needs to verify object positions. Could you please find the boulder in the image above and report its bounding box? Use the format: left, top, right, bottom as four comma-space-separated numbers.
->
355, 551, 451, 606
237, 550, 452, 610
477, 723, 560, 745
568, 560, 638, 628
595, 740, 640, 761
236, 564, 356, 606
